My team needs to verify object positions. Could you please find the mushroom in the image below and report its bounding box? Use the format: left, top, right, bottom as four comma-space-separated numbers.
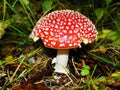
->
30, 10, 97, 75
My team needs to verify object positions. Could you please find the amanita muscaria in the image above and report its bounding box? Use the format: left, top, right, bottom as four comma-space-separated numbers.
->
30, 10, 97, 74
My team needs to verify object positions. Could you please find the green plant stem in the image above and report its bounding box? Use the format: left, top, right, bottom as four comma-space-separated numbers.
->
19, 0, 34, 26
3, 0, 6, 21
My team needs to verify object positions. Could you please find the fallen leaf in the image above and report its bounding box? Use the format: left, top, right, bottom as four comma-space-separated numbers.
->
111, 71, 120, 77
12, 83, 50, 90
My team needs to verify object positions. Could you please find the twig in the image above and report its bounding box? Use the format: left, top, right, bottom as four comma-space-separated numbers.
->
9, 55, 25, 83
71, 57, 80, 76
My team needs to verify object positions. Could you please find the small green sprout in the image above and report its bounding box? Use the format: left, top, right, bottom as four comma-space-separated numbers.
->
80, 65, 90, 76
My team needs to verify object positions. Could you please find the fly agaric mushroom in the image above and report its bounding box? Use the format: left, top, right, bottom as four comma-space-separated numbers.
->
30, 10, 97, 75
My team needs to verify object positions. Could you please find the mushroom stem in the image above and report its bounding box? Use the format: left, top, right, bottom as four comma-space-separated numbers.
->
54, 49, 69, 74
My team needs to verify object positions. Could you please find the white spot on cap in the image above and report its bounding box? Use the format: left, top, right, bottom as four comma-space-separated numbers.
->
50, 28, 54, 31
69, 43, 73, 47
60, 43, 65, 47
88, 27, 91, 31
84, 24, 87, 28
68, 19, 72, 21
74, 43, 77, 46
63, 30, 67, 33
45, 27, 49, 30
74, 29, 79, 33
57, 18, 60, 22
60, 21, 64, 25
71, 25, 74, 29
50, 31, 54, 36
44, 42, 47, 45
60, 26, 64, 29
80, 26, 83, 29
55, 24, 58, 28
69, 30, 72, 34
51, 24, 54, 27
49, 19, 52, 22
44, 31, 49, 35
45, 39, 49, 42
78, 44, 81, 48
75, 24, 79, 27
41, 34, 44, 38
38, 30, 41, 33
68, 22, 71, 25
29, 32, 39, 42
83, 38, 88, 44
69, 36, 72, 40
77, 33, 80, 37
51, 41, 56, 45
64, 35, 68, 39
66, 26, 69, 30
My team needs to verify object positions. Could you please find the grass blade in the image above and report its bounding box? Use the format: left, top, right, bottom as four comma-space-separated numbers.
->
6, 1, 31, 28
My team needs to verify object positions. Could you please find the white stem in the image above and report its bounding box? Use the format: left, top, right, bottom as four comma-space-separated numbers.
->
54, 49, 69, 74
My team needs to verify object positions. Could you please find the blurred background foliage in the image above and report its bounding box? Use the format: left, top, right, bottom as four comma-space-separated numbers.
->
0, 0, 120, 89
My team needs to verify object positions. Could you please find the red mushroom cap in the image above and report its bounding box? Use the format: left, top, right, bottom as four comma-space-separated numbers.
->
31, 10, 97, 49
